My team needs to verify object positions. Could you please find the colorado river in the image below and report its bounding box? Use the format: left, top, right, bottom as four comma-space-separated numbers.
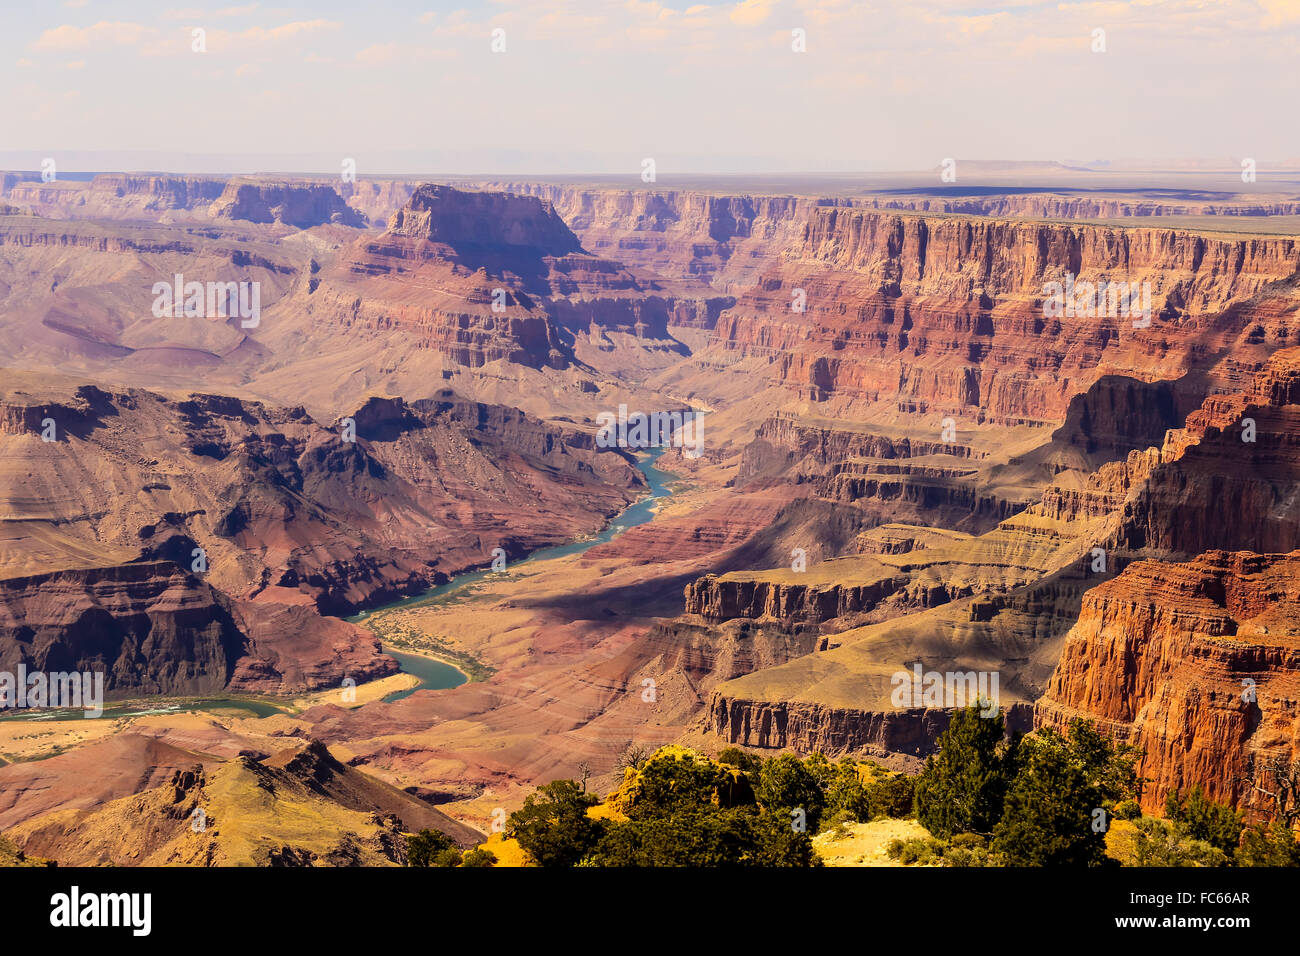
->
349, 447, 680, 702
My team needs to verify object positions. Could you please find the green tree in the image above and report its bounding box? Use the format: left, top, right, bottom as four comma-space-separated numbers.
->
915, 705, 1010, 838
589, 807, 818, 867
755, 753, 826, 832
991, 734, 1109, 866
822, 760, 871, 825
865, 772, 916, 820
1063, 718, 1140, 804
406, 828, 456, 868
1164, 785, 1243, 856
460, 847, 498, 867
507, 779, 604, 867
1236, 821, 1300, 867
717, 746, 761, 773
622, 750, 729, 818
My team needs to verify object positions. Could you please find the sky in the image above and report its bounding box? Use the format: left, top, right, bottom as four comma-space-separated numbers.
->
4, 0, 1300, 174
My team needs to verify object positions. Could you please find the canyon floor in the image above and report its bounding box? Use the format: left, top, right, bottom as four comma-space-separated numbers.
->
2, 165, 1300, 863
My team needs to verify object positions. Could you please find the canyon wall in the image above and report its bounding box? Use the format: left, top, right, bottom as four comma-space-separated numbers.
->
486, 182, 827, 291
0, 561, 397, 698
857, 193, 1300, 220
303, 184, 716, 371
702, 209, 1300, 421
708, 695, 1034, 758
1037, 551, 1300, 817
0, 562, 245, 697
0, 173, 379, 229
0, 381, 643, 612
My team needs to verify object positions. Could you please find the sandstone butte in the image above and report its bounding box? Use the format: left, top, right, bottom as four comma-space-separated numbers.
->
0, 170, 1298, 859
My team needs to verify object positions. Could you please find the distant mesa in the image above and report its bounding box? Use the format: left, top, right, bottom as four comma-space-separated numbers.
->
389, 183, 585, 256
208, 179, 367, 229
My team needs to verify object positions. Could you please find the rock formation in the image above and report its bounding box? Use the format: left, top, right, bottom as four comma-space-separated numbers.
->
4, 739, 481, 865
300, 184, 720, 374
208, 179, 367, 228
1037, 550, 1300, 818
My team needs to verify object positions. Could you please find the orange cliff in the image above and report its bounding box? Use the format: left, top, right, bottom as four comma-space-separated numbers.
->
1036, 349, 1300, 817
1036, 550, 1300, 819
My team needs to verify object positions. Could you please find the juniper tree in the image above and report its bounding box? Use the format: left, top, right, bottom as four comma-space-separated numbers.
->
914, 705, 1010, 839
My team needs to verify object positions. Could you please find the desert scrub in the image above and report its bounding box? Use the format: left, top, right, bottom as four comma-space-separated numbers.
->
885, 836, 945, 865
943, 835, 1002, 867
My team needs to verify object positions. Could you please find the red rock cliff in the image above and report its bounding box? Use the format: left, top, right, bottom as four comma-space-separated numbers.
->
1036, 550, 1300, 818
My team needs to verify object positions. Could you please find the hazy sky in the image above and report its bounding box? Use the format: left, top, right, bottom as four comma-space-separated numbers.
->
5, 0, 1300, 173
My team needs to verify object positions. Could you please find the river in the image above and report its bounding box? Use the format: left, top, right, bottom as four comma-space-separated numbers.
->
350, 447, 680, 702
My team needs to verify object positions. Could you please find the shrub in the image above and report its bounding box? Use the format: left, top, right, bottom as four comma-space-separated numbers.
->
461, 848, 497, 867
886, 837, 944, 865
1113, 799, 1142, 821
943, 844, 1002, 867
1236, 821, 1300, 867
821, 808, 857, 841
406, 828, 456, 867
1164, 786, 1243, 855
1133, 818, 1228, 867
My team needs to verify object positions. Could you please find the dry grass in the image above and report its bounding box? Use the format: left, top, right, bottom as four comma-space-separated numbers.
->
812, 818, 936, 866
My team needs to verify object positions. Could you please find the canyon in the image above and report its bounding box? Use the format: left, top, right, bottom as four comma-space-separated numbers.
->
0, 166, 1298, 864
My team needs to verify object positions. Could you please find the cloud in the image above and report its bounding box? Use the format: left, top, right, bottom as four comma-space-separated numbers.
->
355, 42, 402, 65
232, 19, 340, 44
164, 4, 260, 18
354, 42, 453, 65
31, 17, 343, 60
11, 0, 1300, 170
31, 21, 156, 52
731, 0, 774, 26
1259, 0, 1300, 23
